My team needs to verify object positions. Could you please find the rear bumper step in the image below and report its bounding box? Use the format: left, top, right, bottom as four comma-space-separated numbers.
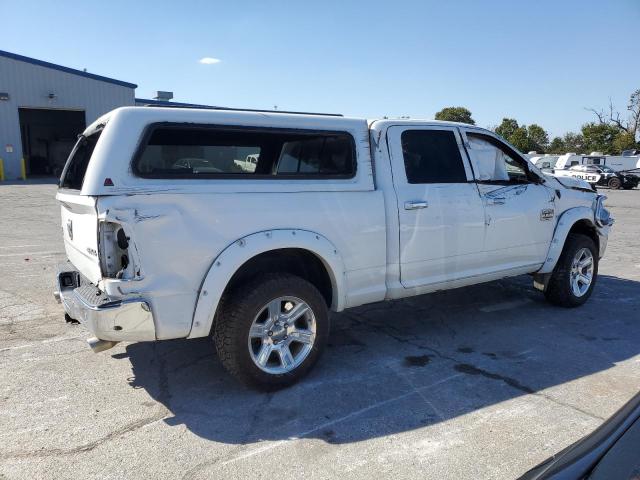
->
87, 337, 120, 353
55, 265, 156, 349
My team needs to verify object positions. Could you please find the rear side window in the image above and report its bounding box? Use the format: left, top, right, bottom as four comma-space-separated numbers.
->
134, 125, 356, 178
59, 131, 102, 190
400, 130, 467, 184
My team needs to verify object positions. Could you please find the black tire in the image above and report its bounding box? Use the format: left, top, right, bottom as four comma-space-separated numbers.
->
607, 177, 622, 189
544, 233, 598, 308
213, 273, 329, 390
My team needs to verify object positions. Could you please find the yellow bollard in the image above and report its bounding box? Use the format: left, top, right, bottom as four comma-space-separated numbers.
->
20, 158, 26, 180
0, 158, 4, 181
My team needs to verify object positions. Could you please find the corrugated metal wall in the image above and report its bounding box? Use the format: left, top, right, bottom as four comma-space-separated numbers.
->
0, 55, 135, 179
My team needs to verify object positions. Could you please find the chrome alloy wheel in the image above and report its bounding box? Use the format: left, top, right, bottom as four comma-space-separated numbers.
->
248, 296, 316, 374
570, 248, 594, 297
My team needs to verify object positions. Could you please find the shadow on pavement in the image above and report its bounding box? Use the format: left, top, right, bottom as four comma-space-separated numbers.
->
121, 274, 640, 445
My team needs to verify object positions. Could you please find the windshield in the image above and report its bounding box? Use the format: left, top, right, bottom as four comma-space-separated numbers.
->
600, 166, 615, 173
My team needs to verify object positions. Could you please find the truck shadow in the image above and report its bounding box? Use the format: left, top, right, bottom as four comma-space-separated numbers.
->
122, 274, 640, 445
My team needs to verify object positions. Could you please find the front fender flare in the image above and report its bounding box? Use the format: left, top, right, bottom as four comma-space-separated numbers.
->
537, 206, 595, 274
187, 229, 346, 339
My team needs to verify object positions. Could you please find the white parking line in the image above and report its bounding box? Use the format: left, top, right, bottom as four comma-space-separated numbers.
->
0, 245, 52, 250
221, 372, 464, 466
0, 335, 84, 353
0, 251, 64, 257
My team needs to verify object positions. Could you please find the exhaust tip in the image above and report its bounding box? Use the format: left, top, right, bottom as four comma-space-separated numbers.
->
87, 337, 119, 353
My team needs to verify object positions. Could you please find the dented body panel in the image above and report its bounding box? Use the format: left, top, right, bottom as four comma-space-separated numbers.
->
94, 191, 386, 339
189, 229, 349, 339
55, 108, 611, 346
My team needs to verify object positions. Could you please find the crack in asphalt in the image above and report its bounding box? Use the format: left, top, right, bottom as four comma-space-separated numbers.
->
0, 410, 169, 459
1, 290, 607, 464
0, 344, 185, 460
345, 310, 605, 422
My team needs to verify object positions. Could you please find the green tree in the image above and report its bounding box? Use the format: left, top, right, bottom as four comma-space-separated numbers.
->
495, 118, 520, 141
561, 132, 585, 153
612, 131, 638, 153
493, 119, 549, 153
527, 124, 549, 152
581, 122, 620, 154
434, 107, 475, 125
508, 127, 533, 152
549, 137, 565, 153
549, 133, 585, 154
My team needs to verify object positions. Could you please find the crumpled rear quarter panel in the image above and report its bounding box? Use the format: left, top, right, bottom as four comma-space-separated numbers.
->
96, 190, 386, 339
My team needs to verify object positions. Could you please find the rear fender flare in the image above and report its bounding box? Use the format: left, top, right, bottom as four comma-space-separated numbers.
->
187, 229, 346, 339
537, 206, 595, 274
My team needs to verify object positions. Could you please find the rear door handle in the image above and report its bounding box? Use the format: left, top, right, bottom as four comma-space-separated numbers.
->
404, 200, 428, 210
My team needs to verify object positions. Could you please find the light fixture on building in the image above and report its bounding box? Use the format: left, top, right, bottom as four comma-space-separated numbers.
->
47, 92, 56, 100
0, 92, 9, 101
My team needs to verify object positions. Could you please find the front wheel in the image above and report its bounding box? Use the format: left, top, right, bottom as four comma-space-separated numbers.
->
544, 233, 598, 308
213, 273, 329, 390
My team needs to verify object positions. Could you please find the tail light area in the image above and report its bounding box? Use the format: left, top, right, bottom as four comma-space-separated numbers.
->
99, 221, 136, 279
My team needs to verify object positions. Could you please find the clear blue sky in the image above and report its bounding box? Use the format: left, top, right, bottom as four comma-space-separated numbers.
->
2, 0, 639, 137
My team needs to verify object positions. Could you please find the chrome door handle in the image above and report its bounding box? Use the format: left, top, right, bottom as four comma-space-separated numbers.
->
404, 200, 428, 210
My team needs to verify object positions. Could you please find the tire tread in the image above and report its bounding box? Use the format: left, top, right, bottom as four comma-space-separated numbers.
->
544, 233, 598, 308
213, 273, 329, 390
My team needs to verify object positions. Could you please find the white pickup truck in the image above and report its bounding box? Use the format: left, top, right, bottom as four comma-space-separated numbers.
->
55, 107, 613, 389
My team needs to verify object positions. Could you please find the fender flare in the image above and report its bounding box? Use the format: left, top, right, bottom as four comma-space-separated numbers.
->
537, 206, 596, 274
187, 229, 346, 339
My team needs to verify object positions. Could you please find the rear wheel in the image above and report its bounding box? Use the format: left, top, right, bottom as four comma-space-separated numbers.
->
607, 177, 622, 189
213, 273, 329, 390
544, 233, 598, 308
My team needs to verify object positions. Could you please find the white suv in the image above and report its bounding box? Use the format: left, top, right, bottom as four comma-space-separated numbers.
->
55, 107, 613, 389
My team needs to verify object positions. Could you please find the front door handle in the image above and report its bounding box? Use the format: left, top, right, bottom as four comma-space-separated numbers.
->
486, 197, 505, 205
404, 200, 428, 210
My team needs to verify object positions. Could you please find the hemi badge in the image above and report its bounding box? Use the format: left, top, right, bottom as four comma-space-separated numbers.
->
540, 209, 554, 221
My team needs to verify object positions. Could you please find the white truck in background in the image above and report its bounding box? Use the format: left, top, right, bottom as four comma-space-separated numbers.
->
54, 107, 613, 390
555, 152, 640, 174
530, 155, 560, 171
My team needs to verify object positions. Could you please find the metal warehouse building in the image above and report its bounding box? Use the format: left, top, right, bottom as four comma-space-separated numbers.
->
0, 50, 137, 180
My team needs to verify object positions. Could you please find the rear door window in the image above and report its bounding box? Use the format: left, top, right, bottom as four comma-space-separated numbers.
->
59, 131, 102, 190
134, 125, 356, 178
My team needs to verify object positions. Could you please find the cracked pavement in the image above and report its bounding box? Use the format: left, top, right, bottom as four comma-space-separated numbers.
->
1, 183, 640, 479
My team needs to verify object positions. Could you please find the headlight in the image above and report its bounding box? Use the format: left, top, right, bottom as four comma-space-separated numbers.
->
593, 195, 614, 227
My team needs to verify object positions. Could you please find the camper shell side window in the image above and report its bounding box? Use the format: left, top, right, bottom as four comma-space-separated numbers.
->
132, 123, 357, 180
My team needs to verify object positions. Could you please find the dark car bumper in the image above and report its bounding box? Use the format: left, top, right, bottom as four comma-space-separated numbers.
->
519, 392, 640, 479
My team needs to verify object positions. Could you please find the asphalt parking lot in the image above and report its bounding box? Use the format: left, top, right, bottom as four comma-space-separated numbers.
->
1, 183, 639, 480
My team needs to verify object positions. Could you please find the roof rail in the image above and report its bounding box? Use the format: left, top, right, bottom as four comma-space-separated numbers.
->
134, 98, 343, 117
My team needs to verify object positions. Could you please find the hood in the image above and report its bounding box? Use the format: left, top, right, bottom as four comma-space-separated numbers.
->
545, 173, 594, 192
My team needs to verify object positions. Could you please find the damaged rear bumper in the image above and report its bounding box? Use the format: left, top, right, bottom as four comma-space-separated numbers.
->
55, 265, 156, 345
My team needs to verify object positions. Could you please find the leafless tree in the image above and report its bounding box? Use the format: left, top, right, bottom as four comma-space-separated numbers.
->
586, 90, 640, 136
